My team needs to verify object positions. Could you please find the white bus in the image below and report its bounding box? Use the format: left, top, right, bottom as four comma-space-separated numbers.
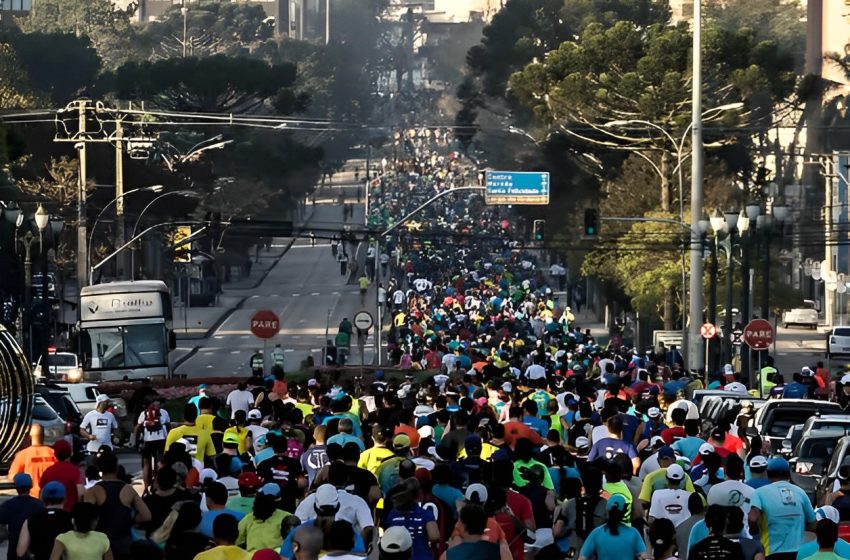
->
79, 281, 175, 381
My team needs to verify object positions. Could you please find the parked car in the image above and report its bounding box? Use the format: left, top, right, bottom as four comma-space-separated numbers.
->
816, 435, 850, 505
753, 399, 842, 452
789, 430, 843, 503
827, 327, 850, 358
781, 415, 850, 454
782, 300, 820, 329
35, 384, 82, 425
56, 382, 100, 415
30, 394, 67, 445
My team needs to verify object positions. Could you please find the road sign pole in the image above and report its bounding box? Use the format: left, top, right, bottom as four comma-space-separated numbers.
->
704, 338, 709, 375
263, 337, 268, 377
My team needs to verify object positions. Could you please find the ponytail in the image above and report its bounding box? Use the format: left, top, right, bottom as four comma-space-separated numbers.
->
606, 505, 623, 536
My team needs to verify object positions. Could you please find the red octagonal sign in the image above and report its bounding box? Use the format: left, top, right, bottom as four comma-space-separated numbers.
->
743, 319, 773, 350
250, 310, 280, 339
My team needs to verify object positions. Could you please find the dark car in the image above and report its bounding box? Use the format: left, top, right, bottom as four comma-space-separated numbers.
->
781, 415, 850, 455
816, 435, 850, 506
789, 431, 842, 503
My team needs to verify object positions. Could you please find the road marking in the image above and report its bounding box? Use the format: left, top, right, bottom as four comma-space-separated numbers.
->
230, 350, 241, 354
311, 348, 322, 352
332, 292, 340, 295
292, 293, 300, 297
271, 294, 281, 297
250, 295, 260, 298
284, 349, 295, 353
240, 335, 249, 339
311, 292, 320, 296
206, 365, 213, 368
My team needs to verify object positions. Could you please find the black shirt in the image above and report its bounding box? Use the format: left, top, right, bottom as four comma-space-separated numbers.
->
345, 464, 379, 503
691, 535, 745, 560
257, 453, 305, 512
0, 495, 45, 560
143, 488, 195, 535
28, 508, 73, 560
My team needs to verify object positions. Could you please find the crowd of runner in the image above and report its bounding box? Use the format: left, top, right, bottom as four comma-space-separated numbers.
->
2, 145, 849, 560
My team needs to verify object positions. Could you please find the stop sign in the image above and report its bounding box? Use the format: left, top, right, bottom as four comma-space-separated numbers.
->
250, 310, 280, 339
743, 319, 774, 350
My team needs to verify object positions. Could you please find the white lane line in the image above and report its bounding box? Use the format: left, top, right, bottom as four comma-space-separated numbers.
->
230, 350, 241, 354
292, 293, 301, 297
284, 349, 295, 353
311, 292, 320, 296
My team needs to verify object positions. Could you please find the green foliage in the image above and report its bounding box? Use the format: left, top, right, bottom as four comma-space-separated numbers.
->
18, 0, 135, 69
0, 42, 39, 109
6, 32, 101, 106
108, 55, 298, 113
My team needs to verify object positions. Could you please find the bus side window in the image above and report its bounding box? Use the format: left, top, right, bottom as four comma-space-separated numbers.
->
168, 330, 177, 350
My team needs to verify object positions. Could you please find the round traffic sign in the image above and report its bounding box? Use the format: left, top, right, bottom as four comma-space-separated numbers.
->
353, 310, 374, 331
743, 319, 774, 350
250, 310, 280, 339
700, 322, 717, 339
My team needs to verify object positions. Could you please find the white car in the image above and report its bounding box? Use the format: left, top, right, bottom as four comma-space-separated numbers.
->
33, 351, 83, 382
55, 382, 101, 415
782, 300, 819, 329
828, 327, 850, 358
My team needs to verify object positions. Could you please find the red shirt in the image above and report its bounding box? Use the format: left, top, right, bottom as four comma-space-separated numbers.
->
40, 460, 83, 511
661, 426, 686, 445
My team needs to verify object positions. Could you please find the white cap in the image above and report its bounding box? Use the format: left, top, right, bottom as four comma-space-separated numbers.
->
666, 464, 685, 481
96, 394, 110, 404
315, 484, 340, 508
749, 455, 768, 469
650, 435, 665, 447
724, 382, 748, 393
724, 364, 734, 374
247, 409, 262, 420
841, 374, 850, 385
417, 425, 435, 439
414, 405, 433, 417
816, 506, 841, 524
699, 443, 716, 456
801, 366, 814, 376
465, 483, 488, 504
501, 382, 513, 392
199, 468, 218, 483
380, 526, 413, 554
576, 437, 591, 449
648, 407, 661, 418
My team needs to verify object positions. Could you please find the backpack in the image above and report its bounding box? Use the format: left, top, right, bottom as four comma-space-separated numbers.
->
144, 404, 162, 433
574, 494, 602, 539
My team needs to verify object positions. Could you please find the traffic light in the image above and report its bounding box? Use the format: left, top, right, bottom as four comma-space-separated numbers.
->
584, 208, 599, 236
532, 219, 545, 242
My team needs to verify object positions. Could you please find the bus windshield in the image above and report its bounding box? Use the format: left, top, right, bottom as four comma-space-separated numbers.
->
83, 324, 167, 370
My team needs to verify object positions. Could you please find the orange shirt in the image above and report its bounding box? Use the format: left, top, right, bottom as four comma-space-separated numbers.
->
451, 516, 506, 542
394, 425, 421, 451
8, 445, 57, 498
502, 421, 544, 447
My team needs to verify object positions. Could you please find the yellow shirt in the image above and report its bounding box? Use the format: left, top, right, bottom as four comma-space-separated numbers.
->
165, 424, 217, 461
194, 545, 252, 560
224, 426, 250, 455
458, 442, 498, 460
358, 446, 394, 474
196, 414, 216, 432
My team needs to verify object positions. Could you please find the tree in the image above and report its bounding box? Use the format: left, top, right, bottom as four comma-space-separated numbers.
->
0, 42, 40, 109
18, 0, 135, 69
107, 55, 300, 113
6, 32, 101, 106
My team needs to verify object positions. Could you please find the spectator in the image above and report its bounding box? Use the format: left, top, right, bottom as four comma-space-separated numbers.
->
0, 473, 45, 560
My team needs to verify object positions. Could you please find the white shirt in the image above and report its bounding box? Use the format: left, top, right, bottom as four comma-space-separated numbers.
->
393, 290, 405, 305
246, 425, 269, 453
590, 425, 612, 445
136, 408, 171, 442
649, 488, 692, 527
707, 480, 754, 516
81, 410, 118, 452
226, 390, 255, 417
378, 287, 387, 304
525, 364, 546, 380
294, 489, 374, 534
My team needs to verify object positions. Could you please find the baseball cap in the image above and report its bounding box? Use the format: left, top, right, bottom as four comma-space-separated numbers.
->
41, 481, 66, 501
816, 506, 841, 524
749, 455, 768, 469
842, 374, 850, 385
767, 457, 790, 473
96, 394, 110, 404
380, 526, 413, 554
259, 482, 281, 497
724, 382, 748, 393
666, 464, 685, 481
650, 435, 665, 448
657, 446, 676, 460
315, 484, 340, 508
247, 409, 262, 420
52, 439, 72, 460
13, 473, 32, 488
710, 427, 726, 442
465, 483, 488, 504
575, 436, 591, 449
501, 382, 512, 392
647, 407, 661, 418
307, 378, 319, 387
199, 384, 208, 390
698, 443, 716, 456
801, 366, 814, 376
392, 434, 411, 451
252, 550, 281, 560
223, 432, 240, 446
238, 472, 262, 489
199, 468, 218, 484
606, 494, 627, 511
418, 425, 435, 440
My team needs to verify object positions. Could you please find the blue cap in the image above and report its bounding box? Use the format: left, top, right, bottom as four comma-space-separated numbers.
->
607, 494, 627, 512
41, 481, 66, 501
658, 446, 676, 460
199, 384, 207, 390
767, 457, 790, 473
259, 482, 281, 497
13, 473, 32, 488
230, 457, 244, 475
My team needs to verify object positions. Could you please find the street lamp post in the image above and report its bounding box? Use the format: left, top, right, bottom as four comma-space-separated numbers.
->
739, 203, 760, 382
758, 204, 789, 321
129, 190, 201, 281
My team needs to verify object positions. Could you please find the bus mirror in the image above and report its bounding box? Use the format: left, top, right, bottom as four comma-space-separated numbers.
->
168, 330, 177, 350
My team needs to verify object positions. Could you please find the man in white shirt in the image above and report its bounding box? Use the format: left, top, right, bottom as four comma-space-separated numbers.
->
245, 409, 269, 453
524, 360, 547, 381
81, 394, 118, 454
706, 454, 754, 517
226, 383, 255, 418
294, 482, 374, 544
649, 464, 693, 527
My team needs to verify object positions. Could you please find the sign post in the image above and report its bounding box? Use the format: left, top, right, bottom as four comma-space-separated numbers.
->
744, 319, 774, 397
700, 323, 717, 375
251, 310, 280, 376
353, 311, 373, 376
485, 171, 550, 205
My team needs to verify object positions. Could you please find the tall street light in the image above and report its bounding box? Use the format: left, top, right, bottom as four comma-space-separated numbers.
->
689, 0, 705, 373
130, 190, 202, 281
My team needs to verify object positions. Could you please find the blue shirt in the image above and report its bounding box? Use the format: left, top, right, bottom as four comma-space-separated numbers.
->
327, 432, 365, 451
797, 537, 850, 559
523, 414, 550, 438
579, 524, 646, 560
587, 438, 637, 462
672, 436, 706, 461
746, 477, 771, 489
199, 508, 246, 538
782, 383, 809, 399
431, 484, 464, 514
384, 506, 436, 560
751, 481, 816, 554
687, 520, 708, 552
280, 519, 366, 557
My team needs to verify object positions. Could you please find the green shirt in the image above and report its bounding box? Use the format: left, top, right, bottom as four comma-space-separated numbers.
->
237, 509, 288, 553
603, 480, 633, 526
513, 459, 555, 490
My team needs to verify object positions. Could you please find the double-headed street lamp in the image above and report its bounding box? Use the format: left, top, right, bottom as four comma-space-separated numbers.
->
129, 190, 202, 281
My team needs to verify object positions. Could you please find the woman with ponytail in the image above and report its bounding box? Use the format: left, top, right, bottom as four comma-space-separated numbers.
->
648, 518, 677, 560
577, 494, 648, 560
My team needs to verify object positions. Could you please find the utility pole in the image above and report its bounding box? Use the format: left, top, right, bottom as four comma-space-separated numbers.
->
76, 100, 88, 291
688, 1, 705, 373
325, 0, 330, 45
115, 118, 126, 277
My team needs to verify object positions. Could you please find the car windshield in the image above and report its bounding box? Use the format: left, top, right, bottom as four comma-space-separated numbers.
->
799, 440, 837, 460
48, 354, 76, 367
32, 397, 58, 421
770, 410, 819, 436
835, 328, 850, 337
83, 324, 167, 370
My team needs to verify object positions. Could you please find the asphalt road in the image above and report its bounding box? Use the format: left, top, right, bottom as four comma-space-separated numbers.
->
175, 201, 378, 378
